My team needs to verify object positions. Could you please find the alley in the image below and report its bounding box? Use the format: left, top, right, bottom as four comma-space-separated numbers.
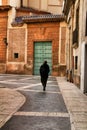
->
0, 74, 71, 130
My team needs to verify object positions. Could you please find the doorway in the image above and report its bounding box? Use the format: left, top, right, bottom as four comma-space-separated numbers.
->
34, 41, 52, 75
84, 44, 87, 93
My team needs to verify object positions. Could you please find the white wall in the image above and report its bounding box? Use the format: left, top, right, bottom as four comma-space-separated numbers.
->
48, 0, 59, 5
7, 0, 20, 26
9, 0, 20, 7
0, 0, 2, 5
81, 42, 85, 92
29, 0, 40, 9
80, 0, 87, 93
41, 0, 48, 11
29, 0, 63, 14
23, 0, 28, 7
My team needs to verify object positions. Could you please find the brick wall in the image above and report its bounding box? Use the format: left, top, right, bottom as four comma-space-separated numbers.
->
6, 21, 66, 75
0, 12, 8, 73
26, 22, 64, 76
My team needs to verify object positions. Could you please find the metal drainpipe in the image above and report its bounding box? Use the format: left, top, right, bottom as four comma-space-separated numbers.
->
69, 26, 71, 73
71, 3, 75, 82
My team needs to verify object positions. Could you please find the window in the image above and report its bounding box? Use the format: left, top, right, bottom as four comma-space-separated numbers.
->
76, 7, 79, 29
72, 28, 78, 44
85, 12, 87, 36
75, 56, 78, 69
14, 53, 19, 59
75, 7, 79, 44
72, 7, 79, 47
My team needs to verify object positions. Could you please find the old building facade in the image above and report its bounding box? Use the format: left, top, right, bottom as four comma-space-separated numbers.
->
63, 0, 87, 93
0, 4, 11, 73
0, 0, 67, 76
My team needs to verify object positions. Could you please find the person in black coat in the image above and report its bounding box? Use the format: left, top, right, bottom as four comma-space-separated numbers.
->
40, 61, 50, 91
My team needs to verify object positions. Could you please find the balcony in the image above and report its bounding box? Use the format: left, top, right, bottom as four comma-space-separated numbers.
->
63, 0, 75, 15
63, 0, 76, 20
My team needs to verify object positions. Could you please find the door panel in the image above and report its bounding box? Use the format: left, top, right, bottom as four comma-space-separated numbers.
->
34, 41, 52, 75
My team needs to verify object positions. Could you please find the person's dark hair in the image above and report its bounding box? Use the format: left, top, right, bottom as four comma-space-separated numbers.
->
44, 61, 47, 64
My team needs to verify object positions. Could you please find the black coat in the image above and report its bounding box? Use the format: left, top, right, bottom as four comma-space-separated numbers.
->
40, 63, 50, 78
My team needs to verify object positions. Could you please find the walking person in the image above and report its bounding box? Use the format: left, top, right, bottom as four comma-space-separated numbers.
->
40, 61, 50, 91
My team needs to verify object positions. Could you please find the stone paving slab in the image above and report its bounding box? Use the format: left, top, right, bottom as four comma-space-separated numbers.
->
19, 90, 68, 113
72, 113, 87, 122
14, 111, 70, 117
74, 122, 87, 130
57, 77, 87, 130
1, 115, 71, 130
0, 88, 26, 128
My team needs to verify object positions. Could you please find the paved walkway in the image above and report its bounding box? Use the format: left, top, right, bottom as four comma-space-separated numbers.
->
1, 76, 71, 130
0, 88, 26, 128
57, 77, 87, 130
0, 76, 87, 130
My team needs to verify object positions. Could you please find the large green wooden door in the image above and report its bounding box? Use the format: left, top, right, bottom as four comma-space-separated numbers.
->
34, 41, 52, 75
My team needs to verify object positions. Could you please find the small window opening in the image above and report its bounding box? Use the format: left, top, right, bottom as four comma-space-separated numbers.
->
14, 53, 18, 59
75, 56, 78, 69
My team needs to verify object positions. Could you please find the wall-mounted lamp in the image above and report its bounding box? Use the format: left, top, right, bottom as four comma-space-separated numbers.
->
3, 38, 8, 46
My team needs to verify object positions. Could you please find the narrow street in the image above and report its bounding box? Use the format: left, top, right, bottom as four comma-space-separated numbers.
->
0, 0, 87, 130
0, 74, 71, 130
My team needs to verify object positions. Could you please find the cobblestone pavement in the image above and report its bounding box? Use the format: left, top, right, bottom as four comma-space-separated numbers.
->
0, 74, 71, 130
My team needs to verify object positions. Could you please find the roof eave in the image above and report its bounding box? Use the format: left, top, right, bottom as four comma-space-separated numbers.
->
0, 5, 12, 11
22, 15, 65, 23
11, 15, 65, 27
23, 18, 64, 23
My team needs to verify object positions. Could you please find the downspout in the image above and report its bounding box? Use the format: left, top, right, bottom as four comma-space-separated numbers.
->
71, 3, 74, 82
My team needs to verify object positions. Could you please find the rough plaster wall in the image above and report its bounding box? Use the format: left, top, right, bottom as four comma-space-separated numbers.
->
41, 0, 48, 11
29, 0, 63, 14
0, 0, 1, 5
29, 0, 40, 9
